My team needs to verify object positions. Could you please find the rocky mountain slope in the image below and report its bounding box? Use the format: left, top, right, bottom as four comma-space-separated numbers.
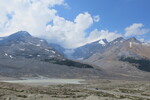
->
49, 43, 65, 56
0, 31, 105, 78
85, 37, 150, 64
71, 37, 150, 79
72, 39, 108, 59
0, 31, 63, 60
0, 31, 150, 80
41, 36, 150, 80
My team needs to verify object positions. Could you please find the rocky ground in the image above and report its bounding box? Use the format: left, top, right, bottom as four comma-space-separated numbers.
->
0, 79, 150, 100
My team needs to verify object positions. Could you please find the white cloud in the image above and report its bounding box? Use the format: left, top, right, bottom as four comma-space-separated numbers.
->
75, 12, 93, 31
125, 23, 149, 37
0, 0, 121, 48
0, 0, 65, 37
45, 12, 121, 48
93, 15, 100, 22
138, 38, 145, 42
45, 12, 94, 48
86, 29, 122, 43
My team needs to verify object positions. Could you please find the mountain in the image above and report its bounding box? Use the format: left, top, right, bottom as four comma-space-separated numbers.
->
0, 31, 105, 78
35, 35, 150, 79
49, 43, 65, 56
0, 32, 149, 80
0, 31, 63, 60
72, 39, 108, 59
71, 36, 150, 61
83, 37, 150, 79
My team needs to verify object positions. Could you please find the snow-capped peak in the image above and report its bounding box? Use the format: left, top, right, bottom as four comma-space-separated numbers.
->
98, 39, 107, 46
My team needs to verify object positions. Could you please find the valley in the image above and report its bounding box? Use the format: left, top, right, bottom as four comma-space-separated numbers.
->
0, 79, 149, 100
0, 0, 150, 99
0, 31, 150, 100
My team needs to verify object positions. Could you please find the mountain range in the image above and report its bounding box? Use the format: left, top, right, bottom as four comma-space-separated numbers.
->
70, 36, 150, 80
0, 31, 104, 78
51, 35, 150, 80
0, 31, 150, 80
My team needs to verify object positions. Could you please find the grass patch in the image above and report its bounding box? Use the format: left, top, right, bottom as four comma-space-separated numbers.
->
43, 59, 94, 68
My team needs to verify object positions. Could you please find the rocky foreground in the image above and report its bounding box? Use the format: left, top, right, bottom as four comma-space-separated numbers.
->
0, 79, 150, 100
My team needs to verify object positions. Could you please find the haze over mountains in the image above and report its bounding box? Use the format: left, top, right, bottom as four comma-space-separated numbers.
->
0, 31, 150, 80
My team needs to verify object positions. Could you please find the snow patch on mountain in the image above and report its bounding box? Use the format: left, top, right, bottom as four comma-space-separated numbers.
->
28, 42, 34, 45
51, 50, 56, 54
45, 49, 50, 52
113, 41, 118, 44
40, 40, 44, 42
120, 40, 125, 43
9, 55, 13, 59
98, 39, 106, 46
19, 48, 25, 51
37, 55, 41, 57
36, 44, 41, 47
5, 53, 8, 56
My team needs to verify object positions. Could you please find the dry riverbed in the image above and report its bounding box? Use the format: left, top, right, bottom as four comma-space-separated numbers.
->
0, 79, 150, 100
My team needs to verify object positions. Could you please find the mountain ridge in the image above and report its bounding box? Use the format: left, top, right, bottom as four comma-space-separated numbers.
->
0, 31, 150, 80
0, 31, 106, 78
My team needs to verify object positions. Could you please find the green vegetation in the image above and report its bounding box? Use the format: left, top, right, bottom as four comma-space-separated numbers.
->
43, 59, 94, 68
120, 57, 150, 72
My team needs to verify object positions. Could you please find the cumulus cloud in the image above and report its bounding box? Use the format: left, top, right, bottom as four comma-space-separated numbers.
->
125, 23, 149, 37
138, 38, 145, 42
45, 12, 94, 48
0, 0, 121, 48
0, 0, 66, 37
86, 29, 122, 43
45, 13, 121, 48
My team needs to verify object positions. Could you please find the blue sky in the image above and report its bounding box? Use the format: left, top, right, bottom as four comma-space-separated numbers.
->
0, 0, 149, 48
56, 0, 150, 40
